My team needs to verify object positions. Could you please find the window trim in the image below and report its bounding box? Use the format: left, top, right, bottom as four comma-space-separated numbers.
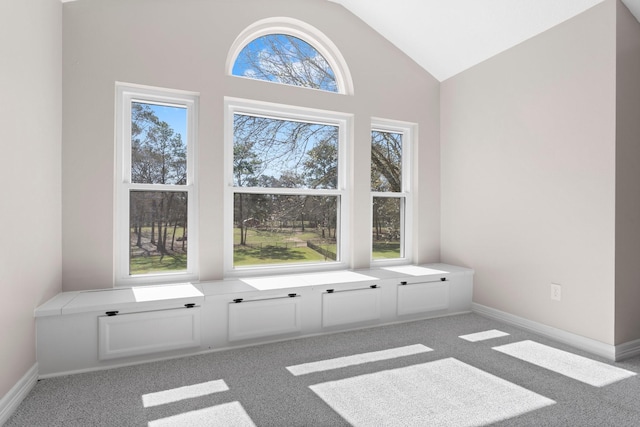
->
224, 97, 352, 277
370, 118, 416, 266
115, 83, 199, 286
226, 17, 354, 95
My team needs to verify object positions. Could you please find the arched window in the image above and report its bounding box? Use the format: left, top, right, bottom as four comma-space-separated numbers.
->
228, 17, 353, 95
233, 34, 337, 92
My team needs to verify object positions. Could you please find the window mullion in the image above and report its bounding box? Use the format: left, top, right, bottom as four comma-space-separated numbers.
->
371, 192, 406, 199
233, 186, 342, 197
127, 183, 193, 192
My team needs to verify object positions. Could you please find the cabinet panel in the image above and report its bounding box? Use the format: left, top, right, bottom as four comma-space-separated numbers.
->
98, 307, 201, 360
322, 288, 381, 327
397, 281, 449, 316
228, 297, 301, 341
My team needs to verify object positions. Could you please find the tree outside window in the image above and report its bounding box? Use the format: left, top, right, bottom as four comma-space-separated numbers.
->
231, 113, 341, 268
128, 102, 189, 275
371, 130, 405, 260
232, 34, 338, 92
116, 85, 197, 284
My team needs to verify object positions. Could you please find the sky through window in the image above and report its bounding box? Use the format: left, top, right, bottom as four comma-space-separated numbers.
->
232, 34, 338, 92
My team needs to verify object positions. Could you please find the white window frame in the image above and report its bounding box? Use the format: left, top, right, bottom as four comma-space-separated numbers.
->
115, 83, 199, 286
227, 17, 354, 95
224, 97, 352, 276
370, 118, 415, 266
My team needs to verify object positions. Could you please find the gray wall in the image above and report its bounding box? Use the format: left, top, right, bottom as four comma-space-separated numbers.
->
61, 0, 441, 290
0, 0, 62, 398
441, 1, 618, 344
615, 0, 640, 344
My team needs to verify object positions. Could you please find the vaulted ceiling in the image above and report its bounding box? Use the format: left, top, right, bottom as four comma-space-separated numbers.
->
60, 0, 640, 81
329, 0, 640, 81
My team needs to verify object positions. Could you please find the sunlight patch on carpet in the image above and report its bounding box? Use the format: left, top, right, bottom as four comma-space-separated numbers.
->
493, 340, 636, 387
459, 329, 510, 342
142, 379, 229, 408
147, 401, 256, 427
287, 344, 432, 376
310, 357, 554, 426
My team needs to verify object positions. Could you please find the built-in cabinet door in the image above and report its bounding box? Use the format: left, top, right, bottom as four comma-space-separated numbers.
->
322, 287, 381, 328
397, 281, 449, 316
98, 307, 201, 360
228, 296, 302, 341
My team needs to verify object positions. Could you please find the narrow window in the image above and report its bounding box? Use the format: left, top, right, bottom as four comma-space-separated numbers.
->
371, 124, 412, 262
116, 85, 198, 284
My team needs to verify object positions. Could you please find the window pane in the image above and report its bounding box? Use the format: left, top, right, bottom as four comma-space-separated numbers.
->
233, 114, 338, 189
372, 197, 402, 259
371, 130, 402, 192
232, 34, 338, 92
234, 194, 338, 267
130, 191, 188, 275
131, 102, 187, 185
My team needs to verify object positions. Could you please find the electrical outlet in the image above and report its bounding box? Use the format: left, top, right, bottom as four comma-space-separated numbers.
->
551, 283, 561, 301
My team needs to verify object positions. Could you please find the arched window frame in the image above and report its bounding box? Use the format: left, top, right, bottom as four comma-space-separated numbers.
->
227, 17, 354, 95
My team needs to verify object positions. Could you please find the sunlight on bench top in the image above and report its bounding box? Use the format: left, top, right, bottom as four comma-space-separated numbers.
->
131, 283, 204, 302
381, 265, 449, 276
36, 283, 205, 316
239, 270, 378, 291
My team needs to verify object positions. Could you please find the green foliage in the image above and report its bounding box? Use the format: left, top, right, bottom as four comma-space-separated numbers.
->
131, 102, 187, 185
304, 138, 338, 189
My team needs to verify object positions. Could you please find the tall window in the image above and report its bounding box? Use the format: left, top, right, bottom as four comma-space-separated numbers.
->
371, 122, 412, 261
116, 84, 198, 284
226, 99, 350, 273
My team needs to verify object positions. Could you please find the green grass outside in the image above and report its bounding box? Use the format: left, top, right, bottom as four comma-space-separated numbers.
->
234, 245, 330, 266
130, 254, 187, 275
234, 227, 337, 266
372, 242, 401, 259
129, 230, 401, 272
233, 228, 401, 264
233, 227, 326, 244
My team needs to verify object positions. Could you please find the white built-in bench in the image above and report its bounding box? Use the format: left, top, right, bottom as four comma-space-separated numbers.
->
35, 263, 473, 377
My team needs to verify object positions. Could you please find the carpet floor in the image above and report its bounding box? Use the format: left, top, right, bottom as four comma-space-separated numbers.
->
7, 313, 640, 426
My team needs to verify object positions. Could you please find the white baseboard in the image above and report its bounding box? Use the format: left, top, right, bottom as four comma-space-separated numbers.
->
474, 304, 640, 362
471, 303, 617, 361
615, 338, 640, 361
0, 363, 38, 425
